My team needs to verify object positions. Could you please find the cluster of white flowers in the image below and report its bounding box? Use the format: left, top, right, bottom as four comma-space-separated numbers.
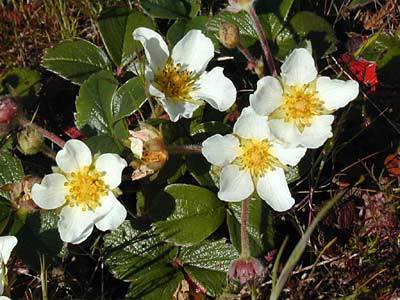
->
202, 48, 359, 211
30, 27, 359, 246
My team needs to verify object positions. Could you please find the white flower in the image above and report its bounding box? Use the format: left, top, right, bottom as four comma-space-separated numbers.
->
250, 48, 359, 149
0, 236, 17, 297
32, 140, 127, 244
133, 27, 237, 122
226, 0, 254, 12
202, 107, 306, 211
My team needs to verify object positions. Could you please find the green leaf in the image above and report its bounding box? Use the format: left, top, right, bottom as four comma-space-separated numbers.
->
140, 0, 195, 19
126, 265, 183, 300
42, 38, 112, 85
15, 210, 63, 268
167, 16, 208, 46
85, 135, 123, 154
0, 197, 10, 234
0, 151, 24, 186
359, 33, 400, 84
151, 184, 226, 245
98, 8, 155, 67
289, 11, 338, 58
186, 155, 215, 187
285, 165, 300, 184
255, 0, 294, 21
1, 68, 41, 100
207, 11, 258, 48
180, 239, 238, 296
112, 77, 147, 121
75, 70, 118, 135
227, 198, 274, 258
190, 121, 231, 138
104, 221, 178, 280
104, 221, 181, 299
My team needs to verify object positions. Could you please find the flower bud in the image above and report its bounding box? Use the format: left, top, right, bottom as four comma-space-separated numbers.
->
219, 22, 240, 49
17, 125, 44, 155
7, 175, 41, 213
127, 123, 168, 181
0, 97, 18, 125
227, 0, 254, 13
227, 257, 265, 286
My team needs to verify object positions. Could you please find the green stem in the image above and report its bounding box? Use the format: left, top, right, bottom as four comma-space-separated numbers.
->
247, 6, 277, 77
241, 198, 250, 258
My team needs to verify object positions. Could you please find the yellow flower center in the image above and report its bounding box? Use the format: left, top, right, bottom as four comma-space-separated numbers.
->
153, 60, 197, 102
64, 166, 109, 211
280, 85, 324, 132
237, 139, 280, 178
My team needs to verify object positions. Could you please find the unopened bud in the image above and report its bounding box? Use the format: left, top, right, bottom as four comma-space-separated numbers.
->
254, 57, 265, 78
227, 257, 265, 286
17, 125, 44, 155
127, 123, 168, 181
219, 22, 240, 49
0, 97, 18, 125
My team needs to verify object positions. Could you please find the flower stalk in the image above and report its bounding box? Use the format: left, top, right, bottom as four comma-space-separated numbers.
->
241, 198, 250, 258
166, 144, 202, 155
247, 6, 278, 77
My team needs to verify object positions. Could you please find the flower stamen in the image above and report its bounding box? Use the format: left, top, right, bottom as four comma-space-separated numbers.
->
279, 85, 325, 131
153, 60, 197, 102
237, 139, 279, 178
64, 166, 108, 211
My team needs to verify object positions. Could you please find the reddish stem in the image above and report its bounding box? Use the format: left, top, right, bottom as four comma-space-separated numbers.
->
247, 6, 278, 77
19, 118, 65, 148
241, 198, 250, 258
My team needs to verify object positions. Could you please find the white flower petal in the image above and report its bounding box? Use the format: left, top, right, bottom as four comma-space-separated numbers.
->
269, 119, 302, 147
93, 192, 118, 222
148, 83, 164, 98
297, 115, 334, 149
271, 143, 307, 166
171, 30, 214, 74
193, 67, 236, 111
56, 139, 92, 173
218, 165, 254, 202
95, 199, 127, 231
281, 48, 318, 86
129, 137, 144, 158
250, 76, 283, 116
202, 134, 240, 167
132, 27, 169, 71
31, 174, 67, 209
256, 168, 295, 212
95, 154, 127, 190
58, 206, 94, 244
0, 296, 10, 300
159, 97, 199, 122
233, 107, 271, 140
317, 76, 359, 110
0, 236, 17, 264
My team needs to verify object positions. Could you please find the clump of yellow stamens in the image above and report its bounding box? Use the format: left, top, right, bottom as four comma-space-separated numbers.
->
64, 166, 108, 211
281, 85, 324, 131
237, 139, 280, 178
153, 60, 197, 102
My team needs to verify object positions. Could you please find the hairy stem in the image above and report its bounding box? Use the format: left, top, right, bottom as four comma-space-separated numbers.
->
241, 198, 250, 258
166, 144, 202, 155
19, 118, 65, 148
247, 6, 278, 77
